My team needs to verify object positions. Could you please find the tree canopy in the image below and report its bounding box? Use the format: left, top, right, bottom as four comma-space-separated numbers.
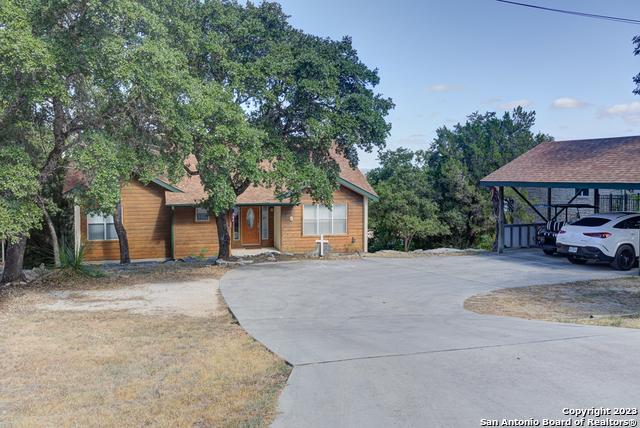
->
0, 0, 198, 277
369, 108, 552, 251
368, 149, 447, 252
173, 1, 394, 257
0, 0, 394, 278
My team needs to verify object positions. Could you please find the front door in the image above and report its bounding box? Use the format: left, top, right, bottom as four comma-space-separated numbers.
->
240, 206, 260, 246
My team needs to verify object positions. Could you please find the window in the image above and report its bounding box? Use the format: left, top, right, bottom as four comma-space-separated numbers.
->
87, 214, 117, 241
195, 207, 210, 222
232, 207, 240, 240
246, 207, 255, 228
303, 204, 347, 236
575, 189, 589, 197
614, 216, 640, 229
571, 217, 611, 227
261, 207, 269, 240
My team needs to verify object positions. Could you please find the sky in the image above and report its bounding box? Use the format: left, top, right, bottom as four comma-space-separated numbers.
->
276, 0, 640, 169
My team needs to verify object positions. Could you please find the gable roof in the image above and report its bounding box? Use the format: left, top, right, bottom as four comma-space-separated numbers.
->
165, 149, 378, 206
64, 148, 378, 204
480, 135, 640, 189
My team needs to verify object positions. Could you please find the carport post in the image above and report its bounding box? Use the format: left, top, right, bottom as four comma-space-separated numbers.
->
498, 187, 505, 254
546, 188, 552, 220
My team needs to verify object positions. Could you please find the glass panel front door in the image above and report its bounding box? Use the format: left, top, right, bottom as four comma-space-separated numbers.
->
240, 206, 261, 245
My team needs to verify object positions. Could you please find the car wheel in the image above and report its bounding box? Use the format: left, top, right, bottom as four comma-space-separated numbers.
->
611, 245, 636, 271
567, 256, 587, 265
543, 248, 556, 256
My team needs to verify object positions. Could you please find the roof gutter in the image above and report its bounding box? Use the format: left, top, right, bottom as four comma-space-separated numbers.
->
338, 178, 379, 202
480, 180, 640, 190
152, 178, 184, 193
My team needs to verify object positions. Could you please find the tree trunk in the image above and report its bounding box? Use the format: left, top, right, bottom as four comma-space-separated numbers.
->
1, 237, 27, 284
39, 201, 61, 268
113, 202, 130, 264
215, 211, 231, 260
403, 235, 413, 252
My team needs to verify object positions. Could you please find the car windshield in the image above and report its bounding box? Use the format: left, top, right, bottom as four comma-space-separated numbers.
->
570, 217, 611, 227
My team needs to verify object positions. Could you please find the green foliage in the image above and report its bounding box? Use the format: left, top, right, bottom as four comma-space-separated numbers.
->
1, 0, 196, 237
634, 35, 640, 95
1, 0, 392, 263
59, 241, 104, 278
504, 188, 538, 224
426, 107, 552, 248
0, 147, 41, 243
369, 108, 551, 251
181, 1, 393, 214
368, 149, 448, 251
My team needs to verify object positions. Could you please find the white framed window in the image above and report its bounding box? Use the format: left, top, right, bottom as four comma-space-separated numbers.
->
303, 204, 347, 236
261, 206, 269, 240
87, 214, 117, 241
195, 207, 210, 222
232, 207, 240, 240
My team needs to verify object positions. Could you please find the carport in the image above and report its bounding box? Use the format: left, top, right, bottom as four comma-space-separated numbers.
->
480, 136, 640, 254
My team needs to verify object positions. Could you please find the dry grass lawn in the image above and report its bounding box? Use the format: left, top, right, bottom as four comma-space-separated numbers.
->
465, 276, 640, 329
0, 264, 290, 427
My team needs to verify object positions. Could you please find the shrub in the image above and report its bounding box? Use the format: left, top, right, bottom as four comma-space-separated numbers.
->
59, 241, 104, 278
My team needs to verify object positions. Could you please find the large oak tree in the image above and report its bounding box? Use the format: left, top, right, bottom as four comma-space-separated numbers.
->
0, 0, 193, 279
171, 1, 394, 258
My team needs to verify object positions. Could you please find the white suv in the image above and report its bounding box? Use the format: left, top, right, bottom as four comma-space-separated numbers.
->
556, 212, 640, 270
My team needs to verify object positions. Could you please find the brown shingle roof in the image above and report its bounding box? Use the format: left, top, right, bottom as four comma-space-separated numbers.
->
62, 166, 86, 193
331, 146, 377, 197
165, 150, 378, 206
480, 136, 640, 188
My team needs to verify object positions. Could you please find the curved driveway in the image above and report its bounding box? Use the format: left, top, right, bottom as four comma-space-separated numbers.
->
221, 251, 640, 427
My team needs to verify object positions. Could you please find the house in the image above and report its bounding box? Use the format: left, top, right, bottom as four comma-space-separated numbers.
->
64, 151, 379, 262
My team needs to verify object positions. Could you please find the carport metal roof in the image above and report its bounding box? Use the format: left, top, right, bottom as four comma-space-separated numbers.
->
480, 135, 640, 190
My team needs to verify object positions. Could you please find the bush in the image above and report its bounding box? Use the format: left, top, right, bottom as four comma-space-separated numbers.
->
59, 241, 104, 278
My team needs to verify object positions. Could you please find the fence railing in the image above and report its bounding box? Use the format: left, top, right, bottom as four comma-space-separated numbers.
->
504, 223, 544, 249
598, 195, 640, 213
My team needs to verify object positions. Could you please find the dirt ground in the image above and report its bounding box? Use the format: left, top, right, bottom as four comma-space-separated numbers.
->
0, 264, 290, 427
39, 278, 224, 317
465, 276, 640, 329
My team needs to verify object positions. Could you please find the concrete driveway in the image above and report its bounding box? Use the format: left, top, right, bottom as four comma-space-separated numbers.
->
221, 251, 640, 427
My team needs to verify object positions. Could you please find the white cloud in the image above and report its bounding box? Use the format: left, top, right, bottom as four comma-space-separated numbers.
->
499, 99, 533, 109
551, 97, 589, 109
600, 101, 640, 125
395, 134, 428, 147
481, 97, 503, 106
426, 84, 463, 93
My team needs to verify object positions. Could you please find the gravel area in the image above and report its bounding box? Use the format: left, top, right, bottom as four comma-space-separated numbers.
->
38, 278, 223, 317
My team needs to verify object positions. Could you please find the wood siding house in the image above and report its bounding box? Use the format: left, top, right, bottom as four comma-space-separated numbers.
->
65, 151, 378, 262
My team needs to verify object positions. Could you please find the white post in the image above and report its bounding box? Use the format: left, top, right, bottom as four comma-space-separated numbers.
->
363, 196, 369, 253
74, 204, 81, 256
